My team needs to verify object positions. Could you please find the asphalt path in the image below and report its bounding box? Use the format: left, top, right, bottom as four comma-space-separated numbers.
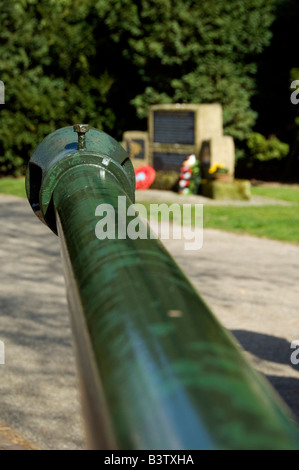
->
0, 194, 298, 449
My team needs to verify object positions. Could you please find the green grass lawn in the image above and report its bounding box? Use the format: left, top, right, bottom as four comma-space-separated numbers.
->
138, 199, 299, 245
0, 177, 298, 245
251, 185, 299, 203
203, 205, 299, 244
0, 177, 26, 198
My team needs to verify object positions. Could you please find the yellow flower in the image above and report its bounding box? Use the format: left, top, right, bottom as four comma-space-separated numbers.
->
208, 163, 226, 174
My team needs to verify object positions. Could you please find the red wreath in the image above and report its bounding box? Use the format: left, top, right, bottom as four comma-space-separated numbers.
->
135, 165, 156, 190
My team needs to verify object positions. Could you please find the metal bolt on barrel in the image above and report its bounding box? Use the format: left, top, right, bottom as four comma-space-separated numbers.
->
73, 123, 89, 150
26, 124, 299, 450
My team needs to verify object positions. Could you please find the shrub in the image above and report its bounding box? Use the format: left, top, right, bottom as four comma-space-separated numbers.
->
247, 132, 289, 162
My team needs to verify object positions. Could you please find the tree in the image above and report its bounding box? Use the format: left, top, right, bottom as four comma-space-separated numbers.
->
0, 0, 279, 174
94, 0, 277, 143
0, 0, 115, 174
253, 0, 299, 177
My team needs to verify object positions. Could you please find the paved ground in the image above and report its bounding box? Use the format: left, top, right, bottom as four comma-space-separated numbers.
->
0, 194, 298, 449
0, 195, 85, 450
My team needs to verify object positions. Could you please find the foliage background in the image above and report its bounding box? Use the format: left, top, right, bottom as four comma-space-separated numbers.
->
0, 0, 298, 177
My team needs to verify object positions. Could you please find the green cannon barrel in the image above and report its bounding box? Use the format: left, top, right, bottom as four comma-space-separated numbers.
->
26, 125, 299, 450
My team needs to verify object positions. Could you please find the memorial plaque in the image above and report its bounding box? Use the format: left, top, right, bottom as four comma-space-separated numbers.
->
153, 111, 195, 145
125, 138, 145, 160
153, 152, 189, 171
122, 131, 150, 169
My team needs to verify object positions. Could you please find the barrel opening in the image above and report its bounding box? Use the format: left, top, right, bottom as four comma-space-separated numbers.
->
28, 163, 42, 214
